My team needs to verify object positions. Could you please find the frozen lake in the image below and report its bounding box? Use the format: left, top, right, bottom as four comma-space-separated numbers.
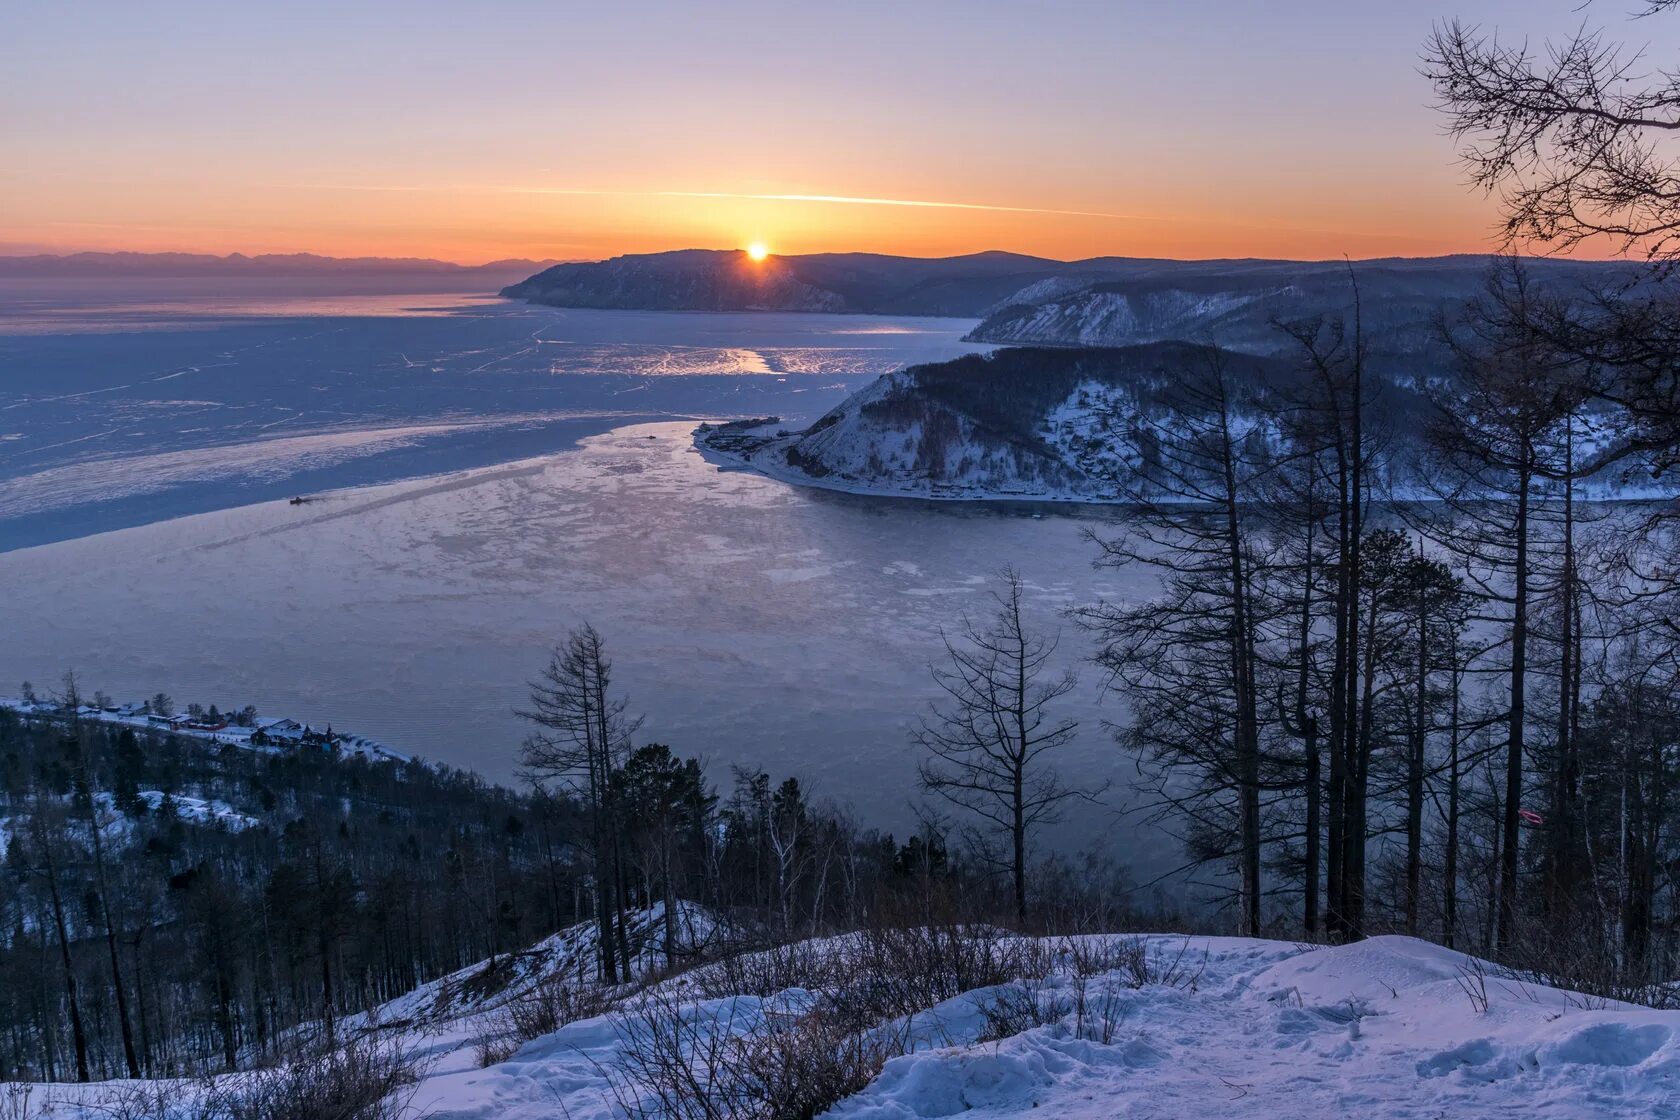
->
0, 290, 1168, 869
0, 286, 985, 549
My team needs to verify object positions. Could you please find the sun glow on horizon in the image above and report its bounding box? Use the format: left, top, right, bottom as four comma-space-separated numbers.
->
745, 241, 769, 262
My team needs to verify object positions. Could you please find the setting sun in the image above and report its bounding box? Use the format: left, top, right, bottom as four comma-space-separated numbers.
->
745, 241, 769, 262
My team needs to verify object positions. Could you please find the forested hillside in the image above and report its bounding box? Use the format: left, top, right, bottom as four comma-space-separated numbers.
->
961, 257, 1631, 356
0, 681, 1129, 1084
0, 701, 575, 1081
700, 341, 1433, 500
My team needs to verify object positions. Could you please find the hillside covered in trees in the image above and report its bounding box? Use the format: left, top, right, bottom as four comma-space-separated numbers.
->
0, 675, 1133, 1085
698, 340, 1430, 500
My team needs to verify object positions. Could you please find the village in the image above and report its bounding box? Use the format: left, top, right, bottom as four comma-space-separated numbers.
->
0, 689, 410, 764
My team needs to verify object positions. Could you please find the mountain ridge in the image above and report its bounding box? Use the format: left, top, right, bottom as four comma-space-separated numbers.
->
0, 250, 565, 278
502, 249, 1633, 324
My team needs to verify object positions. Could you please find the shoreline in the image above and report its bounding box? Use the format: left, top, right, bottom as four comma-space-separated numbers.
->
694, 419, 1135, 512
695, 421, 1680, 512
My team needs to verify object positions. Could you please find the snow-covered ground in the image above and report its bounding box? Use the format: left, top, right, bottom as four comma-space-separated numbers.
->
366, 902, 721, 1035
414, 933, 1680, 1119
19, 926, 1672, 1118
824, 935, 1680, 1119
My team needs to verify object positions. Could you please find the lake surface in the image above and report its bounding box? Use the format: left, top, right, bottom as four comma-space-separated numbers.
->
0, 290, 1169, 870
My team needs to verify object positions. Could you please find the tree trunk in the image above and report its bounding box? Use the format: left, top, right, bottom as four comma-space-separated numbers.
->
1406, 611, 1427, 936
40, 841, 90, 1082
1304, 726, 1321, 936
1444, 637, 1462, 950
84, 793, 141, 1078
1498, 466, 1531, 953
662, 847, 679, 970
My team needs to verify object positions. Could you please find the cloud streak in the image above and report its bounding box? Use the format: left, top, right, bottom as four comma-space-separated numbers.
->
645, 190, 1136, 220
307, 183, 1154, 221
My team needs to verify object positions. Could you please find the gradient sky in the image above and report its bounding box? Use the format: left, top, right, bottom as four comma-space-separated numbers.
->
4, 0, 1674, 263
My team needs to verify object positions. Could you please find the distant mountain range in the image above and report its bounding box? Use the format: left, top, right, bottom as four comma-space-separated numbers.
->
502, 248, 1129, 316
0, 251, 563, 285
503, 249, 1633, 349
12, 249, 1636, 351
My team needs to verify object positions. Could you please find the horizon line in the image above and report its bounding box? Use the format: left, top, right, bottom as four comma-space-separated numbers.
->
1, 246, 1612, 270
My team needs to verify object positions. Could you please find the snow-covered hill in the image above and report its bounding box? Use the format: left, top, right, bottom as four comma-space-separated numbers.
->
973, 285, 1281, 350
16, 926, 1678, 1118
365, 902, 721, 1034
405, 932, 1680, 1119
697, 344, 1312, 502
964, 257, 1630, 358
698, 342, 1664, 506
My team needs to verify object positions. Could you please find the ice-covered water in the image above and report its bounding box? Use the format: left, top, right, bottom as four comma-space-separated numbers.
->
0, 293, 983, 549
0, 292, 1164, 865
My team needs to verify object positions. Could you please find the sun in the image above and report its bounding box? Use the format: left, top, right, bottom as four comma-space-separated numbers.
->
745, 241, 769, 262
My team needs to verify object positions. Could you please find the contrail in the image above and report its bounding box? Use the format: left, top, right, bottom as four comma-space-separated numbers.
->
649, 191, 1137, 220
306, 183, 1153, 221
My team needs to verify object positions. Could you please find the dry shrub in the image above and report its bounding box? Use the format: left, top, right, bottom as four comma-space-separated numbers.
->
205, 1037, 426, 1120
0, 1086, 35, 1120
89, 1036, 426, 1120
608, 986, 906, 1120
610, 924, 1072, 1117
476, 974, 622, 1067
974, 936, 1202, 1046
608, 926, 1210, 1116
1498, 911, 1678, 1011
835, 922, 1056, 1028
687, 939, 847, 1002
1061, 934, 1206, 992
977, 976, 1072, 1043
1067, 973, 1129, 1045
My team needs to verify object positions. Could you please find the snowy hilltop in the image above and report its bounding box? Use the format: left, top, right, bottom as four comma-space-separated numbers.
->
961, 256, 1630, 358
16, 920, 1678, 1118
0, 694, 409, 763
698, 343, 1375, 503
698, 340, 1665, 506
410, 929, 1680, 1118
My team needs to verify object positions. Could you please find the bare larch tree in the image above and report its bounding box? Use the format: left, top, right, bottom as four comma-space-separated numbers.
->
518, 622, 639, 982
914, 566, 1095, 924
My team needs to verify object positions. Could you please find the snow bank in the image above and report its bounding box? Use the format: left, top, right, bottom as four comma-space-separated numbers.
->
17, 932, 1680, 1119
829, 935, 1679, 1119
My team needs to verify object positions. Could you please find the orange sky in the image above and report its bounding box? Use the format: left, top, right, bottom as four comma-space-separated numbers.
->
0, 172, 1509, 266
3, 1, 1666, 264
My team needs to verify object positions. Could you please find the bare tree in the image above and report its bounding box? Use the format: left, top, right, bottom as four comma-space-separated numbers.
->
1076, 344, 1282, 937
1424, 5, 1680, 502
518, 623, 639, 982
19, 798, 90, 1081
914, 567, 1096, 924
1411, 261, 1582, 951
1425, 9, 1680, 263
66, 729, 142, 1077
